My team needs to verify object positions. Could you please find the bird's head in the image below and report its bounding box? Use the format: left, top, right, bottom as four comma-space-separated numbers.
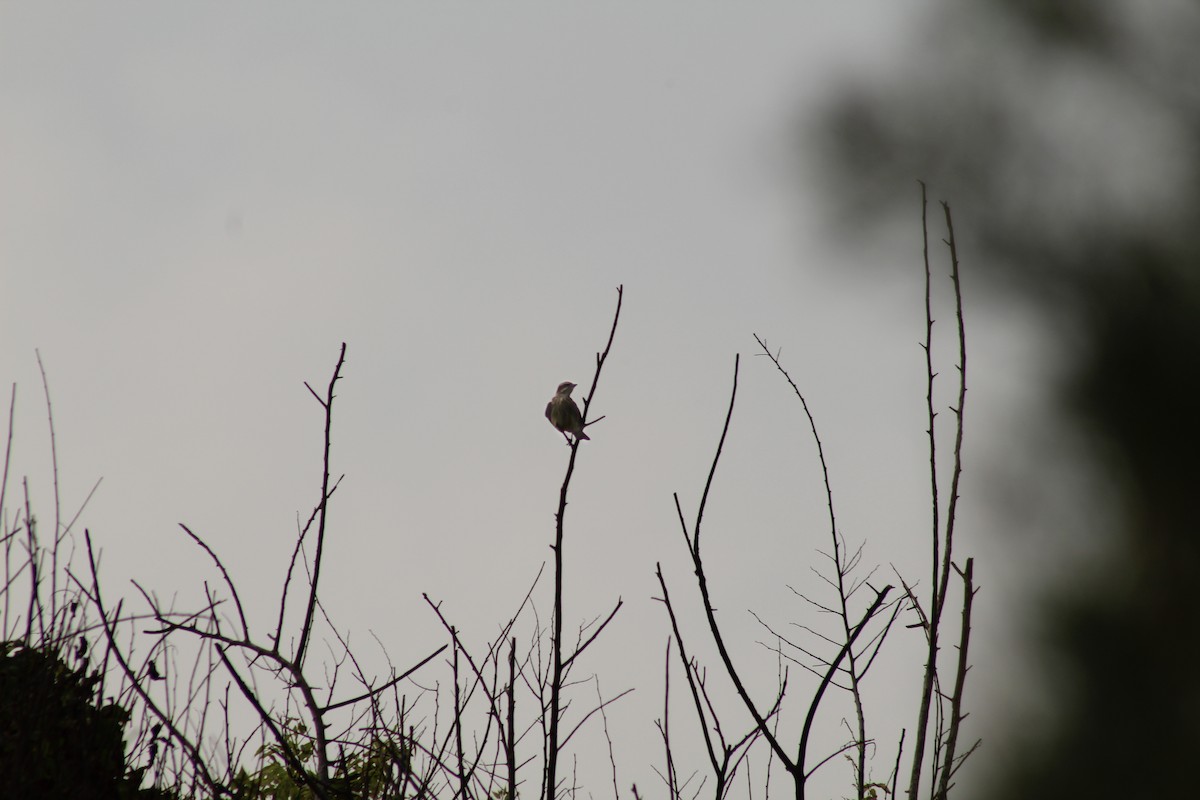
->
556, 381, 576, 396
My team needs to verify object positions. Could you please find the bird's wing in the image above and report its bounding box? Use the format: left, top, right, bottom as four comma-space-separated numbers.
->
566, 398, 584, 426
545, 401, 554, 421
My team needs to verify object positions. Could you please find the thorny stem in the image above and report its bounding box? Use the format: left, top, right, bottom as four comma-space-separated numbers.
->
909, 181, 940, 800
908, 187, 970, 800
935, 559, 975, 800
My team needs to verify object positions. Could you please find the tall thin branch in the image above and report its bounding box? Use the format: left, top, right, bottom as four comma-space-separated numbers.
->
35, 351, 61, 553
676, 356, 791, 772
546, 286, 623, 800
36, 352, 68, 647
909, 189, 970, 800
1, 383, 14, 639
909, 181, 940, 800
936, 200, 968, 625
507, 637, 518, 800
753, 335, 873, 798
0, 383, 15, 539
452, 630, 471, 800
935, 559, 976, 800
295, 342, 347, 669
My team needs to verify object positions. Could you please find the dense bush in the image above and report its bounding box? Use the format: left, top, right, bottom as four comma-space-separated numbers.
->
0, 641, 174, 800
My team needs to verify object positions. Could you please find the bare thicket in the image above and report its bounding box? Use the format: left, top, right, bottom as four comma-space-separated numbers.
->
2, 194, 978, 800
3, 289, 632, 800
653, 186, 978, 800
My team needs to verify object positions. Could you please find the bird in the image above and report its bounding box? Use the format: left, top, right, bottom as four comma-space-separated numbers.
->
545, 381, 590, 443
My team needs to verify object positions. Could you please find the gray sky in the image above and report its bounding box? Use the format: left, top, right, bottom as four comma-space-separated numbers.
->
1, 4, 1056, 797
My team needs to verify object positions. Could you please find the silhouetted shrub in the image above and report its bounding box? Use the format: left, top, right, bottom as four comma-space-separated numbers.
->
0, 641, 174, 800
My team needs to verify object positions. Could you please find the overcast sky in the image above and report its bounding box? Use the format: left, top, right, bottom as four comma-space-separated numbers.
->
1, 4, 1060, 797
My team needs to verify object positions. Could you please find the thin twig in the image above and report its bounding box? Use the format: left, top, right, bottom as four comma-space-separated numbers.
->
178, 523, 250, 641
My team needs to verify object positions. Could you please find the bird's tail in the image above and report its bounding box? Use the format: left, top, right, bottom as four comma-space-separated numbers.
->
576, 430, 591, 441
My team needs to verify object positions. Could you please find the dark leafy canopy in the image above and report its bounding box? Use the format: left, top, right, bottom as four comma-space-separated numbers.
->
0, 642, 175, 800
816, 2, 1200, 798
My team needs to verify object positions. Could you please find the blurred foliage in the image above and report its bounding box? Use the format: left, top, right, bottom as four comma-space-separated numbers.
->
0, 641, 175, 800
817, 1, 1200, 797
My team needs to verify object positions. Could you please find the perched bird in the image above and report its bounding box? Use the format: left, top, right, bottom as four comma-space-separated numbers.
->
545, 381, 590, 442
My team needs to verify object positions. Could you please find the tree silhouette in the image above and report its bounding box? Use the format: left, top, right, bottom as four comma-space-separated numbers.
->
816, 2, 1200, 796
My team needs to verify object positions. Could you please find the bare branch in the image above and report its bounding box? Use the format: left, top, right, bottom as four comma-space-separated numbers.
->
934, 559, 976, 800
295, 342, 347, 669
81, 531, 223, 797
546, 286, 624, 800
177, 524, 250, 641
